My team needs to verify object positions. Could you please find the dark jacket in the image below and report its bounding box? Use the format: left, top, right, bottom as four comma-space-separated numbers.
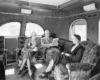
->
70, 44, 85, 63
50, 44, 85, 65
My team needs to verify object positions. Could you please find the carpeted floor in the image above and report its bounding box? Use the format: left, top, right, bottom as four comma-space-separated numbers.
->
5, 60, 54, 80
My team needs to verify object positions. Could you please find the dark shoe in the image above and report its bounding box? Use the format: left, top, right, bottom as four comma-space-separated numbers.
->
18, 70, 23, 75
39, 71, 51, 79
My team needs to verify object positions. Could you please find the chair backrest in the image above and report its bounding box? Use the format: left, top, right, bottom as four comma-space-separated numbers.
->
5, 38, 18, 63
18, 36, 27, 49
80, 41, 97, 65
0, 60, 5, 80
58, 39, 72, 52
0, 36, 5, 55
36, 37, 41, 48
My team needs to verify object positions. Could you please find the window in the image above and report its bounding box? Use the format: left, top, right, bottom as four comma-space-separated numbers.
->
69, 19, 87, 41
74, 25, 87, 41
0, 22, 21, 38
25, 22, 44, 37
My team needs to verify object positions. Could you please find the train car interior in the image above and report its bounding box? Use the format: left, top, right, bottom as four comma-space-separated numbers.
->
0, 0, 100, 80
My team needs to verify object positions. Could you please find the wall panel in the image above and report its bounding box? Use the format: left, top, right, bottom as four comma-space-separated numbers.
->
0, 10, 99, 43
87, 12, 99, 44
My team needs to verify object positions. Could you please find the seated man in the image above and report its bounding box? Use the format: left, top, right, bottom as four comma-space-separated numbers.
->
41, 30, 59, 60
39, 34, 85, 80
18, 32, 39, 80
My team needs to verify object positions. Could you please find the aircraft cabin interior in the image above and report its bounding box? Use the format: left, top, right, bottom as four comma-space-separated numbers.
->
0, 0, 100, 80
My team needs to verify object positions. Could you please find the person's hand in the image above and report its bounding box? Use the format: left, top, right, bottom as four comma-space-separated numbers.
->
65, 53, 70, 56
61, 52, 65, 54
32, 47, 38, 51
49, 43, 53, 47
22, 48, 25, 52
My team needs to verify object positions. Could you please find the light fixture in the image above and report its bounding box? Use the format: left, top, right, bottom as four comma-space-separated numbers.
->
21, 9, 32, 14
83, 3, 97, 11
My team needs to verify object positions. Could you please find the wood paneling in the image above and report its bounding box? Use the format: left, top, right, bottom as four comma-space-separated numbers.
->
0, 7, 99, 43
87, 12, 99, 44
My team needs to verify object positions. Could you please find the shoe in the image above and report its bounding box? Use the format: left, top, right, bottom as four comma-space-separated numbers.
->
39, 71, 51, 79
18, 70, 23, 75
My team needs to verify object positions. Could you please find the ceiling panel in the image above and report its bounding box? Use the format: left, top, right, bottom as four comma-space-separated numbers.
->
20, 0, 70, 6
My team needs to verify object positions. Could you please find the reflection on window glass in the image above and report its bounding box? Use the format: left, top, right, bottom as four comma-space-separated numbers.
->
25, 22, 44, 37
0, 22, 20, 37
74, 25, 87, 41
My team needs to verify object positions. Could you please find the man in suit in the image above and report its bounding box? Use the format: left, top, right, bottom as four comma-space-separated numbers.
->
41, 30, 53, 60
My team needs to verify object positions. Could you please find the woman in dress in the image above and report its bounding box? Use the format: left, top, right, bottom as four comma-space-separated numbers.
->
18, 32, 38, 80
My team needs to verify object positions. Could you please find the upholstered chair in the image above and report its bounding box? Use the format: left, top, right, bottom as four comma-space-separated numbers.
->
66, 41, 100, 80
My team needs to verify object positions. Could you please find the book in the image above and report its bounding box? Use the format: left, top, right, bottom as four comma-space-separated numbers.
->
52, 38, 59, 46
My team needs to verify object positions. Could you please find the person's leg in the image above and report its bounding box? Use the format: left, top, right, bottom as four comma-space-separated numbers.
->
27, 58, 32, 76
19, 58, 27, 70
18, 50, 30, 74
39, 59, 54, 78
18, 58, 27, 74
45, 59, 54, 72
19, 50, 29, 70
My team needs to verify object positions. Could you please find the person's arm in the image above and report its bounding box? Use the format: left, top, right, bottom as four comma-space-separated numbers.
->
71, 47, 84, 62
65, 53, 70, 56
23, 39, 32, 51
31, 43, 38, 51
23, 39, 28, 51
61, 52, 70, 56
41, 38, 51, 48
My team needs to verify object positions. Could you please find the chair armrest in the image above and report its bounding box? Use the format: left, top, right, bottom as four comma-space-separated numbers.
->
14, 48, 22, 62
0, 49, 8, 57
14, 48, 22, 51
4, 49, 8, 51
66, 63, 94, 72
66, 63, 94, 80
14, 48, 22, 55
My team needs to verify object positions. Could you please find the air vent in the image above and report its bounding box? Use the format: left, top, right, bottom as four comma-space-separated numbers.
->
87, 13, 98, 18
92, 14, 98, 17
87, 14, 92, 18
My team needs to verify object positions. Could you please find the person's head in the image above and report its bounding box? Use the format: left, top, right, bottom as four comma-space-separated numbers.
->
50, 33, 57, 38
72, 34, 81, 44
30, 32, 37, 39
44, 30, 50, 38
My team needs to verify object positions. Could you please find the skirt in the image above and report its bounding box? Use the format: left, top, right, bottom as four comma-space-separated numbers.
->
21, 49, 32, 59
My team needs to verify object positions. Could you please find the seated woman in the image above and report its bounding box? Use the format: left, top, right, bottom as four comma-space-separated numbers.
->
39, 34, 85, 80
18, 32, 38, 80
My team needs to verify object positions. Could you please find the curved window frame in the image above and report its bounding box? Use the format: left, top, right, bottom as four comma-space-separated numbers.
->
0, 22, 21, 38
25, 22, 44, 37
69, 19, 87, 41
